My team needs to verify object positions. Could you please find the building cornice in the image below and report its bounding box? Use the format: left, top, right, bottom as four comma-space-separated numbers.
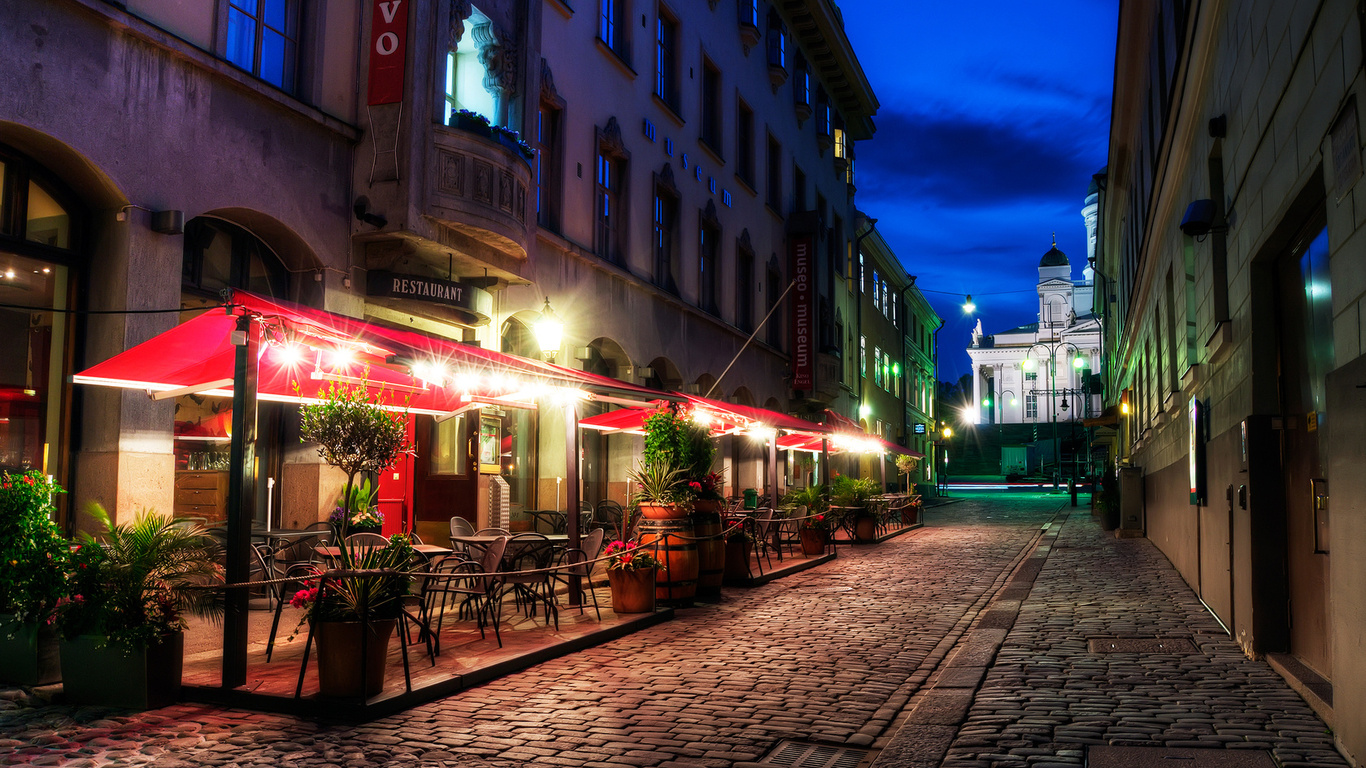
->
777, 0, 879, 140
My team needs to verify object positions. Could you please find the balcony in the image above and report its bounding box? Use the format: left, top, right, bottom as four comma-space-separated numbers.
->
427, 122, 535, 260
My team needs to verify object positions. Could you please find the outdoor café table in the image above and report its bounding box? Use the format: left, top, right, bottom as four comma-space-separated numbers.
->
525, 510, 567, 534
314, 543, 454, 563
450, 534, 569, 566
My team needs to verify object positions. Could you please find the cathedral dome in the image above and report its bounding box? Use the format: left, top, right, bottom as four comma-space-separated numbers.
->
1040, 244, 1069, 267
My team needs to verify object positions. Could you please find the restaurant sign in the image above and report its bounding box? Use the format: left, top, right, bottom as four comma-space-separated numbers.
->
790, 234, 815, 391
367, 0, 409, 106
366, 271, 493, 326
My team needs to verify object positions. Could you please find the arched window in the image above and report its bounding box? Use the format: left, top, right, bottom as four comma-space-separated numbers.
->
0, 146, 81, 255
181, 217, 289, 299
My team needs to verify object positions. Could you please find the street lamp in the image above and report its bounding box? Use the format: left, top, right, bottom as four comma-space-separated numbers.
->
1024, 337, 1084, 491
534, 297, 564, 362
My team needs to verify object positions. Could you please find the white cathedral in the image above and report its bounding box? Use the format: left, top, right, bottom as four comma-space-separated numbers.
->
965, 180, 1103, 425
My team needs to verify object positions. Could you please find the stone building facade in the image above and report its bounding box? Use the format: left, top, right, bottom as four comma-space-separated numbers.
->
1099, 0, 1366, 759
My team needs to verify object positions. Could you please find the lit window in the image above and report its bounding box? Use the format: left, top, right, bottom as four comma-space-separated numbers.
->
226, 0, 299, 90
445, 12, 497, 125
860, 336, 866, 378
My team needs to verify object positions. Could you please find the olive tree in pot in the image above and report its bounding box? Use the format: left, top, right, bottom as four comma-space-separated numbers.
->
0, 472, 68, 686
55, 506, 223, 709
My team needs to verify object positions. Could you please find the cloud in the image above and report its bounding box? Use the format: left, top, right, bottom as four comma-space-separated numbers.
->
856, 108, 1106, 209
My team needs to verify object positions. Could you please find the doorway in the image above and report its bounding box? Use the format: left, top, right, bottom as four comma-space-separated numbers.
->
1276, 224, 1333, 678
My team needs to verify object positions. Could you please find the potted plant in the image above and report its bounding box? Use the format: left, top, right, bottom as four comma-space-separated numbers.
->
490, 125, 535, 161
832, 474, 879, 542
298, 379, 410, 535
629, 460, 689, 520
452, 108, 493, 138
782, 485, 830, 558
689, 471, 727, 597
603, 540, 661, 613
326, 478, 384, 535
288, 534, 415, 698
0, 471, 68, 686
55, 505, 222, 709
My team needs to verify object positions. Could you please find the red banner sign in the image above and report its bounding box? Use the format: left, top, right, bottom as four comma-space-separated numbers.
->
790, 235, 815, 391
367, 0, 409, 106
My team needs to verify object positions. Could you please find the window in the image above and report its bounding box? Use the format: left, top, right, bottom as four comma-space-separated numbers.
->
600, 0, 628, 58
226, 0, 299, 90
766, 134, 782, 210
874, 346, 883, 387
766, 9, 786, 72
182, 217, 289, 299
738, 0, 759, 28
860, 336, 866, 378
832, 215, 844, 277
834, 116, 848, 162
1025, 392, 1038, 419
701, 59, 723, 154
736, 240, 754, 333
594, 122, 630, 265
445, 11, 497, 125
793, 165, 806, 213
816, 87, 831, 139
873, 271, 881, 311
881, 280, 889, 318
653, 182, 679, 294
655, 10, 679, 110
793, 55, 811, 111
536, 103, 563, 231
699, 209, 721, 315
859, 251, 865, 292
736, 100, 755, 186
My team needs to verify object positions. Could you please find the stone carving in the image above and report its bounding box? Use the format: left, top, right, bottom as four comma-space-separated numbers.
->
738, 227, 753, 254
702, 199, 721, 229
438, 150, 465, 196
449, 0, 472, 48
540, 58, 562, 105
499, 171, 514, 212
599, 116, 627, 159
473, 21, 518, 101
473, 161, 494, 205
657, 162, 679, 198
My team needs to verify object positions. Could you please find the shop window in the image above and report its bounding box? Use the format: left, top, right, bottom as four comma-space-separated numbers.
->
225, 0, 299, 91
182, 217, 289, 299
428, 415, 468, 475
24, 181, 70, 250
445, 10, 497, 125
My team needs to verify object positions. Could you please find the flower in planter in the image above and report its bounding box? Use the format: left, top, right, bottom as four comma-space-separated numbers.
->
603, 540, 662, 571
286, 534, 416, 638
0, 471, 68, 628
800, 514, 831, 532
454, 109, 492, 128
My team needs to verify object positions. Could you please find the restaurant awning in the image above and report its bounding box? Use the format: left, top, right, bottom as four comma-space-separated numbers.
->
74, 290, 671, 413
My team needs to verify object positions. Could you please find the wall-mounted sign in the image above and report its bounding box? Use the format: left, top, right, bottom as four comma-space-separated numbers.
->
914, 423, 927, 435
367, 0, 409, 106
479, 414, 502, 475
1189, 396, 1206, 505
366, 270, 493, 326
790, 235, 814, 391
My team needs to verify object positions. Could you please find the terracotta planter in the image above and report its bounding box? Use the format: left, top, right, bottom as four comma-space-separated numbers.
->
723, 537, 751, 583
639, 502, 690, 520
691, 499, 723, 514
854, 513, 878, 542
608, 568, 657, 613
639, 518, 698, 605
316, 619, 396, 698
901, 505, 919, 526
692, 510, 724, 596
60, 632, 184, 709
0, 615, 60, 686
799, 528, 828, 557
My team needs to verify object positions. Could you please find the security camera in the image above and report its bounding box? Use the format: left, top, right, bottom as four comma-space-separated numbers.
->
1179, 199, 1216, 238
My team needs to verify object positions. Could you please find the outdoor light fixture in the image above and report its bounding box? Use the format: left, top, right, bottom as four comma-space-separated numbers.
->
275, 344, 304, 367
1073, 356, 1086, 368
982, 397, 991, 406
534, 298, 564, 362
1023, 358, 1036, 370
1121, 401, 1130, 415
858, 403, 872, 418
962, 294, 976, 314
942, 426, 953, 438
1010, 397, 1018, 406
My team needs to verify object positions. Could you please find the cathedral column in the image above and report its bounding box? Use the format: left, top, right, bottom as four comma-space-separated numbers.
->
971, 364, 982, 424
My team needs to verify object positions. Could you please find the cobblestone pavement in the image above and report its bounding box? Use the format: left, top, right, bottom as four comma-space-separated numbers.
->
0, 495, 1345, 768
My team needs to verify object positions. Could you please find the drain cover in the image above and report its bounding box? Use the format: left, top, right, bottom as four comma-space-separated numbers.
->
760, 741, 867, 767
1088, 637, 1198, 654
1088, 746, 1275, 767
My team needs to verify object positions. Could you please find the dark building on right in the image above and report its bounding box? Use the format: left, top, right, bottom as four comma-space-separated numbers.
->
1097, 0, 1366, 758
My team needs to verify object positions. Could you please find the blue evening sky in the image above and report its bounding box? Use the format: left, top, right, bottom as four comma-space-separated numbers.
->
840, 1, 1119, 380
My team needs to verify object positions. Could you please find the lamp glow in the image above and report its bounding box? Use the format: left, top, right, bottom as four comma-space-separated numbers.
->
858, 403, 872, 418
942, 426, 953, 438
534, 298, 564, 361
1121, 402, 1130, 414
962, 294, 976, 314
1023, 358, 1036, 370
1073, 356, 1086, 368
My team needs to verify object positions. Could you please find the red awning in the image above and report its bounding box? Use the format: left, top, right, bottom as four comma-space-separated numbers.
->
74, 291, 669, 414
580, 393, 836, 450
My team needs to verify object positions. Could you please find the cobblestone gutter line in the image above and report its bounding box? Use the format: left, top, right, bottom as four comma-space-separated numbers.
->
867, 508, 1069, 768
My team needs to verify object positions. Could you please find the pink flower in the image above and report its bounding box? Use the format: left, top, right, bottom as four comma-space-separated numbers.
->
290, 588, 318, 609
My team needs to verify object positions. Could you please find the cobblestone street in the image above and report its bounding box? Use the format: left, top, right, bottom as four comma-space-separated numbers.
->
0, 495, 1346, 767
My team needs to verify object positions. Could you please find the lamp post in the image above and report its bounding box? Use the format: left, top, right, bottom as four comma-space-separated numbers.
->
534, 297, 564, 363
1023, 339, 1085, 491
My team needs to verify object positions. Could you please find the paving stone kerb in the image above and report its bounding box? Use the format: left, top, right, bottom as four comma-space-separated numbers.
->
934, 512, 1346, 768
0, 495, 1056, 768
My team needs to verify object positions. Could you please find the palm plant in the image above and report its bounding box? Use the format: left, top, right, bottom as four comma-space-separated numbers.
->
781, 484, 829, 516
628, 459, 687, 506
57, 506, 223, 652
292, 535, 415, 626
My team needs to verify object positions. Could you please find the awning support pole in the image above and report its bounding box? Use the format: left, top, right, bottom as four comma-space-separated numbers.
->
565, 400, 582, 606
821, 439, 830, 487
768, 436, 780, 510
223, 312, 259, 689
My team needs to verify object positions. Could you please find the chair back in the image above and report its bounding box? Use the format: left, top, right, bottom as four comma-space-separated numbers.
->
478, 536, 508, 590
450, 516, 475, 538
475, 527, 510, 537
754, 507, 774, 537
506, 532, 555, 571
345, 532, 390, 549
575, 527, 606, 578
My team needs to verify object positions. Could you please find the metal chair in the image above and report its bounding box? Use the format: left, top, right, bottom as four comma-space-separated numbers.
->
594, 500, 624, 538
753, 508, 780, 569
345, 532, 390, 549
499, 533, 559, 629
552, 528, 605, 620
427, 536, 507, 647
474, 527, 510, 536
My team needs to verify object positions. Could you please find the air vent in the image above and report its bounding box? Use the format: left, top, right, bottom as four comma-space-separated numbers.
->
759, 741, 867, 768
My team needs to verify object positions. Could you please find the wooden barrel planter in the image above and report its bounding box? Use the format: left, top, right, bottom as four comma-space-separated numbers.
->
692, 504, 725, 597
639, 518, 699, 606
